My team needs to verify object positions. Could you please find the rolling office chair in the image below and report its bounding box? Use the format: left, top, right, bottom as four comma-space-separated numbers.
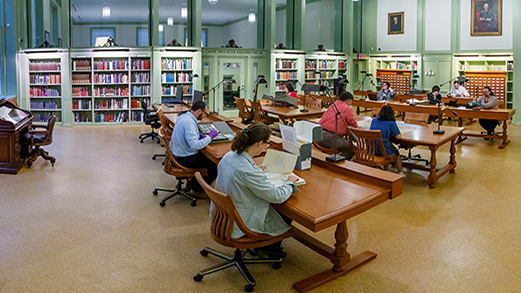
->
139, 99, 161, 144
192, 172, 293, 292
26, 115, 57, 167
399, 112, 429, 165
153, 132, 207, 207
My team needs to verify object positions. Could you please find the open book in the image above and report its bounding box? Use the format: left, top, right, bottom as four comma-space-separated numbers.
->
262, 149, 306, 187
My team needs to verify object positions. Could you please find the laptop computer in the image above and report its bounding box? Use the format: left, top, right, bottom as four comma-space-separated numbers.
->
198, 121, 235, 143
368, 93, 378, 101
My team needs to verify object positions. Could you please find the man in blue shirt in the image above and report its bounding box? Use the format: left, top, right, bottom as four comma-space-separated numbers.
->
170, 101, 218, 198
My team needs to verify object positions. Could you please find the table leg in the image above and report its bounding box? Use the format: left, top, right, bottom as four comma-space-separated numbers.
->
499, 120, 510, 149
449, 138, 457, 173
292, 221, 377, 292
428, 146, 438, 188
456, 118, 467, 144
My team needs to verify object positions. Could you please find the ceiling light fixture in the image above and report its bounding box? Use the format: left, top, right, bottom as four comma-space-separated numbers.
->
102, 6, 110, 18
168, 16, 175, 25
208, 0, 218, 4
159, 24, 164, 32
181, 7, 187, 20
248, 9, 256, 24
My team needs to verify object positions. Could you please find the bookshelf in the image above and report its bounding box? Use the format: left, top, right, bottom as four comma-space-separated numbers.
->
274, 56, 299, 93
371, 56, 419, 93
26, 55, 65, 125
305, 58, 317, 83
130, 57, 151, 122
455, 54, 513, 109
160, 56, 194, 103
302, 53, 348, 94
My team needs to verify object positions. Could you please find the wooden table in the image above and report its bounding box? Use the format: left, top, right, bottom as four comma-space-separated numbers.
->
267, 151, 402, 292
153, 103, 192, 114
261, 105, 326, 125
396, 123, 465, 188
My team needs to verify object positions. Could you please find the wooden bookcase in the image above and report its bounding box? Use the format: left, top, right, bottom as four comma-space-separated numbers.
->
274, 56, 298, 93
377, 69, 411, 94
370, 55, 420, 93
160, 56, 194, 104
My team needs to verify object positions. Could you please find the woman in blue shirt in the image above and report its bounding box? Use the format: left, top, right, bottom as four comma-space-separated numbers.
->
214, 122, 298, 258
369, 105, 404, 175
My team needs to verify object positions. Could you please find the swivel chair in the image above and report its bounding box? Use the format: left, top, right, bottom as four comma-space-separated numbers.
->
139, 99, 161, 143
26, 115, 57, 167
192, 172, 293, 292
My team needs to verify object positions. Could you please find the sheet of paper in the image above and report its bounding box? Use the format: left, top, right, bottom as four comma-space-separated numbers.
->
396, 121, 421, 135
262, 149, 298, 174
279, 124, 299, 147
264, 172, 306, 187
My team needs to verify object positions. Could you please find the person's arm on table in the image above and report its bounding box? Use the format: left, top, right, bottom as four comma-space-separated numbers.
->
186, 122, 212, 151
241, 169, 296, 204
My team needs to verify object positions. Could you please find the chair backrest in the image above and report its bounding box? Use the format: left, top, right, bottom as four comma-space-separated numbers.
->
42, 115, 56, 144
195, 172, 274, 243
404, 112, 429, 126
349, 126, 392, 164
163, 136, 207, 178
371, 107, 381, 118
306, 98, 322, 109
253, 101, 264, 122
156, 109, 173, 141
298, 94, 306, 105
234, 97, 252, 119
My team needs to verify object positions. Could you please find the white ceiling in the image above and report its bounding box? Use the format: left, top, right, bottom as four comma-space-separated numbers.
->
71, 0, 288, 25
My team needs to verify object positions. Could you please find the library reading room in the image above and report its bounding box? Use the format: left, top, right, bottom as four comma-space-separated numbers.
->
2, 0, 521, 292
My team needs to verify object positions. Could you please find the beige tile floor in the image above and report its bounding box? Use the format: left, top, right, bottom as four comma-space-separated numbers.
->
1, 120, 521, 292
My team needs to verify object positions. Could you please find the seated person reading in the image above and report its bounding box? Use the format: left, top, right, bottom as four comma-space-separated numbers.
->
369, 105, 404, 175
377, 81, 396, 101
448, 81, 469, 97
214, 122, 298, 259
428, 85, 442, 105
170, 101, 219, 199
285, 83, 298, 104
317, 91, 358, 160
476, 86, 499, 138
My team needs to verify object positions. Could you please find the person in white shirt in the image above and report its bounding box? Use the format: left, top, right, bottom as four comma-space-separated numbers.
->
448, 81, 469, 97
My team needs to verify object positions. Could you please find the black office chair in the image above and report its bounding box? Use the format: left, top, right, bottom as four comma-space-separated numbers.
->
139, 99, 161, 144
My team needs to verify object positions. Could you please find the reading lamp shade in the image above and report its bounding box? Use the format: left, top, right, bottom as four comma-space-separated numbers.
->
301, 83, 327, 92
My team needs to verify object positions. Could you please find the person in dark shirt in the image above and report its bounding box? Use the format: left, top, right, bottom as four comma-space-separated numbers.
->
390, 16, 401, 32
428, 85, 442, 105
479, 3, 496, 32
369, 105, 404, 175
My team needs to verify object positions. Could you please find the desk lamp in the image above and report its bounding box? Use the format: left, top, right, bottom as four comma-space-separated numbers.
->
251, 75, 268, 117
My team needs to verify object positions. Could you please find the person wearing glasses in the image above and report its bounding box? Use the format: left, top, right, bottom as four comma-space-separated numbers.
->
170, 100, 219, 199
214, 122, 299, 259
377, 81, 396, 101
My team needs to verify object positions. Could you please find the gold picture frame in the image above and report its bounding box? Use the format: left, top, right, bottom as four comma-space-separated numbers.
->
388, 12, 404, 35
471, 0, 502, 36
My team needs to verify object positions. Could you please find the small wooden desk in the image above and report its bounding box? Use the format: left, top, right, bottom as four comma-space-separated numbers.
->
268, 152, 402, 292
397, 123, 464, 188
261, 105, 325, 125
0, 101, 33, 174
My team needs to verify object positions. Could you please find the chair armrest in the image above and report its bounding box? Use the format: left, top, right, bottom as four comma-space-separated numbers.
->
29, 130, 48, 135
31, 124, 49, 130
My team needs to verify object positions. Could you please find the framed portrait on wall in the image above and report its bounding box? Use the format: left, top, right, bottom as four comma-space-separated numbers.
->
471, 0, 502, 36
388, 12, 404, 35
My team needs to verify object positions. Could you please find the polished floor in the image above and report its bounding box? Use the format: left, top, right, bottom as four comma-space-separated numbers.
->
1, 120, 521, 292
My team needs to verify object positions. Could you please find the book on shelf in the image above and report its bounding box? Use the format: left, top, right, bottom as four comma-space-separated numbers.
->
72, 99, 92, 110
161, 59, 192, 70
132, 112, 144, 122
30, 100, 58, 110
30, 88, 60, 97
74, 112, 89, 123
131, 98, 150, 109
30, 74, 61, 84
132, 60, 150, 70
276, 71, 297, 80
72, 74, 91, 84
94, 73, 129, 84
72, 87, 89, 97
320, 61, 335, 69
276, 60, 297, 69
161, 72, 192, 83
93, 60, 129, 71
132, 85, 151, 96
94, 87, 129, 97
94, 99, 128, 110
161, 84, 192, 96
131, 72, 150, 83
95, 112, 128, 123
32, 112, 57, 123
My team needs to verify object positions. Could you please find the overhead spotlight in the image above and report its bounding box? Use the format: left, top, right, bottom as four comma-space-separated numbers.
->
102, 6, 110, 18
159, 24, 164, 32
248, 9, 256, 24
168, 16, 174, 25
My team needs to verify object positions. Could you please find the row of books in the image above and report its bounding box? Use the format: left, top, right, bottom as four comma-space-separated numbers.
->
29, 62, 60, 71
320, 61, 336, 69
276, 60, 297, 69
95, 112, 128, 123
30, 101, 58, 110
305, 60, 316, 69
305, 72, 316, 79
93, 73, 129, 84
132, 60, 150, 70
93, 60, 129, 71
386, 62, 417, 70
72, 87, 89, 97
131, 72, 150, 83
30, 74, 61, 85
275, 72, 297, 81
317, 72, 334, 79
94, 99, 128, 110
131, 98, 150, 109
275, 84, 287, 91
132, 85, 151, 96
161, 59, 192, 70
319, 80, 332, 88
132, 112, 145, 122
161, 73, 192, 83
72, 60, 91, 71
32, 112, 57, 123
72, 74, 91, 84
162, 85, 192, 96
30, 88, 60, 97
74, 112, 89, 123
338, 61, 347, 69
94, 87, 129, 97
72, 100, 92, 110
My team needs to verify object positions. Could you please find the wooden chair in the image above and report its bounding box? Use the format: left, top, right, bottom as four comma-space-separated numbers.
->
305, 98, 322, 109
153, 132, 208, 207
235, 97, 253, 124
192, 172, 293, 292
371, 107, 381, 118
253, 101, 279, 125
26, 115, 57, 167
152, 109, 171, 161
349, 127, 393, 169
400, 112, 429, 165
312, 141, 336, 155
